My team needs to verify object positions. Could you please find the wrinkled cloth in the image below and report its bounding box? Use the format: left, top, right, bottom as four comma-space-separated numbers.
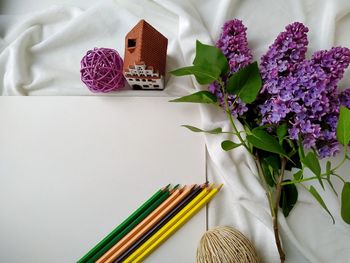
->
1, 0, 350, 262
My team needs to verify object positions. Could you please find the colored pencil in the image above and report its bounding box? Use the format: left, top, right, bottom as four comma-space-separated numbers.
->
121, 185, 212, 263
113, 184, 204, 263
77, 185, 169, 263
96, 187, 184, 263
100, 185, 195, 263
131, 185, 222, 263
86, 188, 171, 263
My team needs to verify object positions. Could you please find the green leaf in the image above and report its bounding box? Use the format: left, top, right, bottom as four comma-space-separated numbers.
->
297, 136, 305, 160
337, 106, 350, 146
181, 125, 222, 134
246, 128, 287, 157
293, 170, 303, 181
302, 152, 323, 189
261, 168, 275, 187
243, 124, 252, 135
309, 185, 335, 224
226, 62, 262, 104
221, 140, 242, 151
276, 123, 287, 142
326, 161, 331, 176
170, 41, 229, 84
286, 151, 302, 170
169, 91, 217, 104
326, 178, 338, 197
286, 138, 297, 154
170, 65, 221, 84
265, 155, 280, 173
279, 180, 298, 217
341, 182, 350, 224
261, 156, 279, 187
324, 161, 337, 195
193, 40, 229, 75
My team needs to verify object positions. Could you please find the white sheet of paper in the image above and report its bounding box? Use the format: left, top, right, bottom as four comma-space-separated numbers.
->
0, 97, 206, 263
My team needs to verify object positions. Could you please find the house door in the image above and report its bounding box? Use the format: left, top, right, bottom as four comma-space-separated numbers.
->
132, 84, 142, 90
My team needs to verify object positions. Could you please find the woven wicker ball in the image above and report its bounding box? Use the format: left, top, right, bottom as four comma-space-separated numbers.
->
80, 47, 125, 93
197, 226, 260, 263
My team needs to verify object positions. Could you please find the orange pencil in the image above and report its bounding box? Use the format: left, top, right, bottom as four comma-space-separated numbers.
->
99, 185, 196, 263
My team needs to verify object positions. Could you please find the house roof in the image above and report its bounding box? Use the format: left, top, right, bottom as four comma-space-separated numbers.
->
123, 19, 168, 76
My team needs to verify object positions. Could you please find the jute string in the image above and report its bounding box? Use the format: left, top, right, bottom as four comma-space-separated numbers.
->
196, 226, 260, 263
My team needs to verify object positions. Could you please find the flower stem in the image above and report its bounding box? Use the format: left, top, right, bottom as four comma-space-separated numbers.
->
272, 157, 286, 263
332, 146, 348, 172
217, 78, 286, 261
218, 79, 252, 154
256, 156, 285, 262
281, 173, 346, 186
255, 157, 275, 216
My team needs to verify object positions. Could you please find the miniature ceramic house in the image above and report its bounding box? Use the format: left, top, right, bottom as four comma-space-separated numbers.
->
123, 20, 168, 90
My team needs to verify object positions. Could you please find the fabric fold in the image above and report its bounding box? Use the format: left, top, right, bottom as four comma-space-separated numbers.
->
1, 0, 350, 262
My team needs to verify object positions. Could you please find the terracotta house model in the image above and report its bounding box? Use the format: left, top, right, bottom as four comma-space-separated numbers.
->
123, 20, 168, 90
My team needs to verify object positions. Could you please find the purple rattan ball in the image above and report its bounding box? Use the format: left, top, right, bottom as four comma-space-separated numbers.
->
80, 47, 126, 93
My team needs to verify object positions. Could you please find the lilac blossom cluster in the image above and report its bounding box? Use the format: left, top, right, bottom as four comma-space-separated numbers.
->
216, 19, 253, 72
209, 19, 253, 117
210, 20, 350, 158
259, 22, 350, 158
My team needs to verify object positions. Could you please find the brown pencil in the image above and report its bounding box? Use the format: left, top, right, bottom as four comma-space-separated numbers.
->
95, 186, 183, 263
99, 184, 196, 263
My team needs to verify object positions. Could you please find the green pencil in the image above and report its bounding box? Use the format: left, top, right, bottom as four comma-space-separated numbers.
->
86, 189, 171, 263
77, 185, 170, 263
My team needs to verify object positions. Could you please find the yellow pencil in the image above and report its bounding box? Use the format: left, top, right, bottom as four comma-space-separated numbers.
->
124, 185, 222, 263
122, 185, 212, 263
131, 185, 222, 263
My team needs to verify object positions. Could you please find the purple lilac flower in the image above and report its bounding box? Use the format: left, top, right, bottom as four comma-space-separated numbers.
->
339, 88, 350, 108
216, 19, 253, 72
260, 22, 309, 94
259, 23, 350, 158
318, 141, 340, 159
312, 47, 350, 91
209, 19, 253, 116
211, 20, 350, 158
208, 82, 248, 117
321, 88, 350, 157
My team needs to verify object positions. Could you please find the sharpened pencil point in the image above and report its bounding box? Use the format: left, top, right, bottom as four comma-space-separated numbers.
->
163, 184, 171, 191
207, 183, 214, 190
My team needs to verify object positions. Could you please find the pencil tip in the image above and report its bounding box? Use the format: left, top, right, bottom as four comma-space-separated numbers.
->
217, 184, 224, 190
207, 183, 214, 190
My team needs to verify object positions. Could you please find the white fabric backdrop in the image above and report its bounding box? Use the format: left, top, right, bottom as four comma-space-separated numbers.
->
1, 0, 350, 262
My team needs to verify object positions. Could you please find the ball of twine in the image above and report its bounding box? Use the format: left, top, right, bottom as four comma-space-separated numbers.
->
80, 47, 125, 93
197, 226, 260, 263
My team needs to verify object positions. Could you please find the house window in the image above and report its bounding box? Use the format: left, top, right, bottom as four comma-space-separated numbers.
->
136, 79, 140, 81
129, 79, 133, 81
143, 85, 149, 88
154, 85, 159, 88
142, 79, 146, 82
128, 39, 136, 48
